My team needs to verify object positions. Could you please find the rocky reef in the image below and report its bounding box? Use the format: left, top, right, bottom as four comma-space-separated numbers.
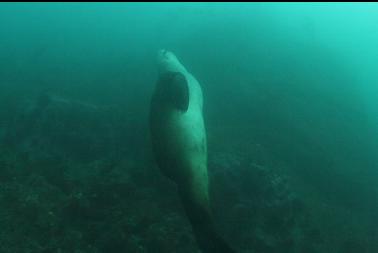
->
0, 95, 376, 253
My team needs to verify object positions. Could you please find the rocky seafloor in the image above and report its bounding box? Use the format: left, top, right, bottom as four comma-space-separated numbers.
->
0, 95, 376, 253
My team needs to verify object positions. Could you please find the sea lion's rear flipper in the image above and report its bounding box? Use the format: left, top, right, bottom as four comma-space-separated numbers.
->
158, 71, 189, 111
193, 223, 236, 253
179, 189, 236, 253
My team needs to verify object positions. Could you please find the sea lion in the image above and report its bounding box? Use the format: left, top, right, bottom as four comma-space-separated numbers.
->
149, 50, 235, 253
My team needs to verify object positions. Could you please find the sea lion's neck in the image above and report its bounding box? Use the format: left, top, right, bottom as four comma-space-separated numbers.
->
158, 63, 187, 75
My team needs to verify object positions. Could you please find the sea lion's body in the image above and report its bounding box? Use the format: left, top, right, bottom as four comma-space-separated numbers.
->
149, 50, 235, 253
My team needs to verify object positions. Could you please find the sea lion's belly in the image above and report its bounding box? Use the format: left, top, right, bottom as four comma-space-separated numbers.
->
150, 104, 207, 185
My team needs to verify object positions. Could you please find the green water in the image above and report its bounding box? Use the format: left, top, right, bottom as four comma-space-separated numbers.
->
0, 3, 377, 253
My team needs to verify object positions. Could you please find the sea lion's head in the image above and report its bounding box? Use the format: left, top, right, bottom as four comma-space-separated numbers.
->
157, 49, 187, 74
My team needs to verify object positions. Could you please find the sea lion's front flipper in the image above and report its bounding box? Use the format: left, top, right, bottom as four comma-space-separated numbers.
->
158, 71, 189, 111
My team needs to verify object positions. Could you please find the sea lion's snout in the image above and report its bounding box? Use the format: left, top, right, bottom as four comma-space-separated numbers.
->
157, 49, 166, 59
157, 49, 183, 73
157, 49, 174, 62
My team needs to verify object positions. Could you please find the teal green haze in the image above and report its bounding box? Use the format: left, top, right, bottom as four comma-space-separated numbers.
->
0, 3, 377, 253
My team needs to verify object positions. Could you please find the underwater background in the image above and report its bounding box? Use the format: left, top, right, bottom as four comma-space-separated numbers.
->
0, 2, 377, 252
